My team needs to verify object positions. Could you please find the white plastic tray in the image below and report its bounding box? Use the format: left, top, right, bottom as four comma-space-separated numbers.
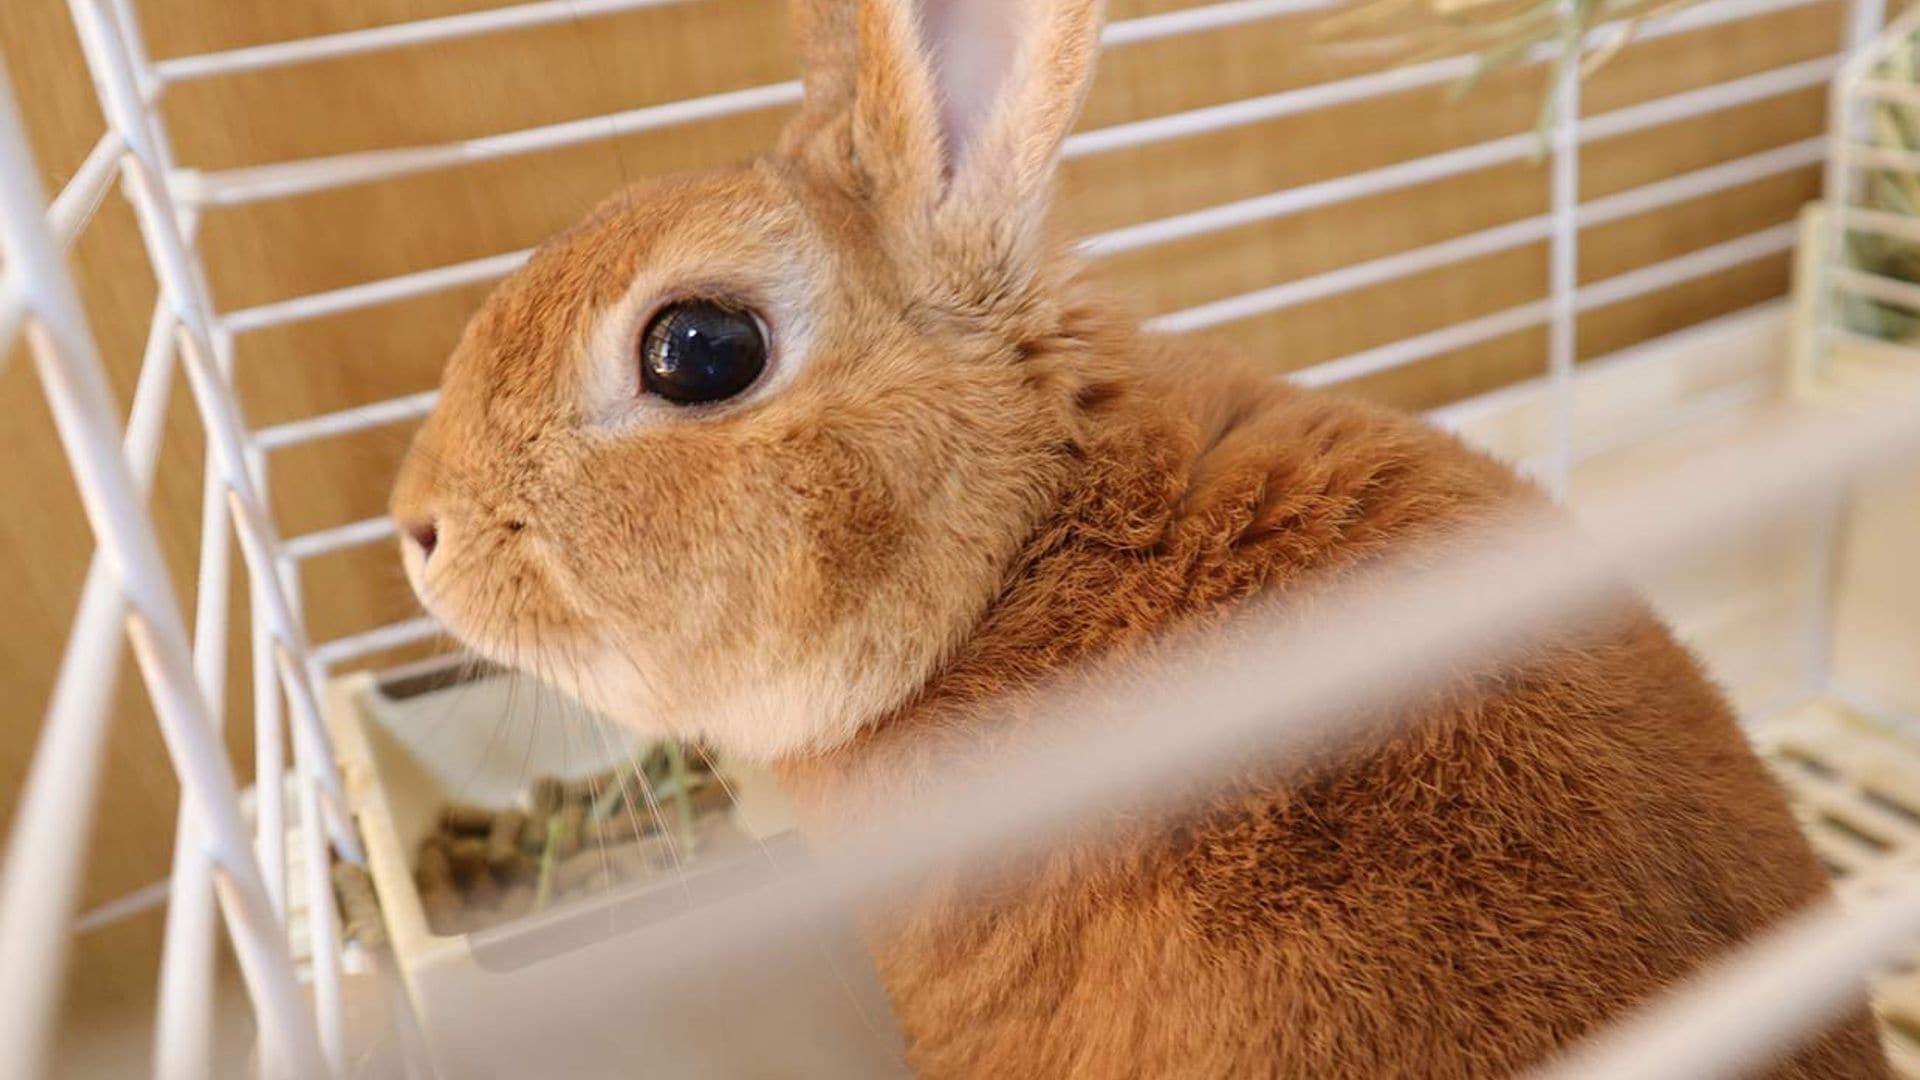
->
325, 671, 907, 1078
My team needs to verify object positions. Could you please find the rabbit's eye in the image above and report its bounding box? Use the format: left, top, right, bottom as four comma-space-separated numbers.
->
638, 300, 768, 405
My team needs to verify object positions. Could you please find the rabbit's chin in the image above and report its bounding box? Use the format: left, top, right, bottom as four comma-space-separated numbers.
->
527, 641, 897, 764
406, 552, 911, 761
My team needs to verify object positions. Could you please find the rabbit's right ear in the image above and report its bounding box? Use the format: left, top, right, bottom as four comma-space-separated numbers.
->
779, 0, 1105, 303
779, 0, 861, 156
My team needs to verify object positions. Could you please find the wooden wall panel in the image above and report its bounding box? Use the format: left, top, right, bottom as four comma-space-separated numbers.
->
0, 0, 1857, 1064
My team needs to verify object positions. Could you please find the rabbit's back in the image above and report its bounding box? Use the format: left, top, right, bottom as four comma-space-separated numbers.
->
797, 348, 1890, 1078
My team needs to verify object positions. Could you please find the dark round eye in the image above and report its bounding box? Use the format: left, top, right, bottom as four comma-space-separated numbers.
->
638, 300, 768, 405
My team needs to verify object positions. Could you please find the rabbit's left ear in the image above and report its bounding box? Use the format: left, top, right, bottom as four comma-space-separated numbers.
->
782, 0, 1106, 294
926, 0, 1105, 223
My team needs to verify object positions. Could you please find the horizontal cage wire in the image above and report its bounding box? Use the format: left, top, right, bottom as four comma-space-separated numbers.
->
2, 0, 1919, 1076
192, 0, 1853, 678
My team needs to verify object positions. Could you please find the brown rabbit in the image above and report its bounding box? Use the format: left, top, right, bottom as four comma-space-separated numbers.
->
390, 0, 1891, 1074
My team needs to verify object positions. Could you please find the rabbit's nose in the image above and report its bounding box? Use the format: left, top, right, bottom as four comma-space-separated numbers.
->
405, 520, 439, 562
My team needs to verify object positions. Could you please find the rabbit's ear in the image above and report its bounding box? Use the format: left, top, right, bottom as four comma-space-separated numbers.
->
779, 0, 861, 155
931, 0, 1104, 226
782, 0, 1105, 291
778, 0, 943, 211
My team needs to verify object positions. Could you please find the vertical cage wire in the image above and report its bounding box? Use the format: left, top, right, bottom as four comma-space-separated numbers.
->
1802, 0, 1917, 709
1546, 7, 1583, 499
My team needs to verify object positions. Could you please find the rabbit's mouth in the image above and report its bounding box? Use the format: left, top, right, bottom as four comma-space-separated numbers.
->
397, 510, 603, 685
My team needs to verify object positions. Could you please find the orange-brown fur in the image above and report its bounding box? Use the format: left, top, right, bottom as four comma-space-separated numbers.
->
780, 346, 1890, 1076
391, 0, 1891, 1074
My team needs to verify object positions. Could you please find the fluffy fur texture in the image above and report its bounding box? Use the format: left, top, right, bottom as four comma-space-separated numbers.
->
391, 0, 1891, 1074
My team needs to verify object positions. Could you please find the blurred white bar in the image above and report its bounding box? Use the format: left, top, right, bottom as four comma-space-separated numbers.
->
255, 389, 438, 451
48, 129, 124, 247
1532, 872, 1920, 1080
1147, 138, 1825, 334
220, 248, 528, 335
151, 0, 690, 82
1546, 37, 1581, 499
456, 394, 1920, 1078
285, 516, 397, 562
312, 615, 441, 670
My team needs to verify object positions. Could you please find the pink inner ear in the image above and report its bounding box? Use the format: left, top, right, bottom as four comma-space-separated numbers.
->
918, 0, 1026, 168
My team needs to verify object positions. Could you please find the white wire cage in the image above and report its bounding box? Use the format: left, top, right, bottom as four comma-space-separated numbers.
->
2, 0, 1919, 1076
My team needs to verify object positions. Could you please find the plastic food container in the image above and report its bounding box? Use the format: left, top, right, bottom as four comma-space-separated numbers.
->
325, 671, 907, 1077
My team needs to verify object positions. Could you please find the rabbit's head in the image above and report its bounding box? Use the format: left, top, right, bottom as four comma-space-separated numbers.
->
391, 0, 1118, 760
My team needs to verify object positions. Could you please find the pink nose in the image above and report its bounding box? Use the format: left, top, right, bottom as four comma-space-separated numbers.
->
406, 520, 438, 561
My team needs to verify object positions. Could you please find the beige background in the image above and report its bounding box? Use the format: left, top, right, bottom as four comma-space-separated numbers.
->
0, 0, 1850, 1066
